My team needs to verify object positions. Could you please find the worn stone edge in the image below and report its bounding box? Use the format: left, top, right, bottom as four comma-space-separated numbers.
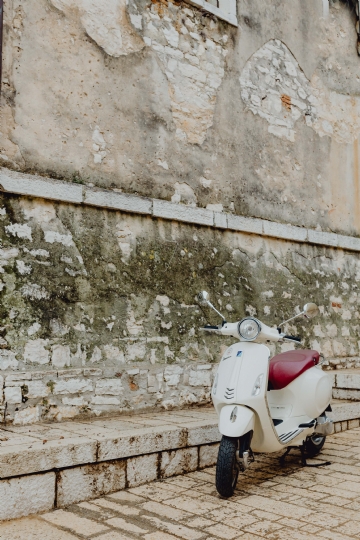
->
0, 417, 356, 521
1, 168, 360, 252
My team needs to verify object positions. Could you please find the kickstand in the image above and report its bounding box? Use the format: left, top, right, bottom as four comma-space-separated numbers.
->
279, 446, 292, 466
300, 445, 331, 468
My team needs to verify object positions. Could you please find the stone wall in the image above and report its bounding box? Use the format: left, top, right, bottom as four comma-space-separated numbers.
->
2, 0, 360, 236
1, 0, 360, 423
0, 185, 357, 424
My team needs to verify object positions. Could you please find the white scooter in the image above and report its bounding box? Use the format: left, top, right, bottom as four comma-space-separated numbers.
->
198, 291, 333, 498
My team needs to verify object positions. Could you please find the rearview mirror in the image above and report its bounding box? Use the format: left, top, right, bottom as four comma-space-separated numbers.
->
198, 291, 210, 305
303, 303, 319, 319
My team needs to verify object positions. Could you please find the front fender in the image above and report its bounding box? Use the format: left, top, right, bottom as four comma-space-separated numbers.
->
219, 404, 255, 437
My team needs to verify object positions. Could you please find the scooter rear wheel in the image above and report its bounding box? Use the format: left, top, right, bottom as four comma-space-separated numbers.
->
216, 436, 239, 498
303, 434, 326, 458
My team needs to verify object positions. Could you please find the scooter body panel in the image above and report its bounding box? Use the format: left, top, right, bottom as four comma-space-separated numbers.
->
212, 341, 333, 453
219, 405, 255, 437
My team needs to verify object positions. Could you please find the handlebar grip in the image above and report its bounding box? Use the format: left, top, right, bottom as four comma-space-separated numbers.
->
284, 335, 302, 343
201, 326, 222, 334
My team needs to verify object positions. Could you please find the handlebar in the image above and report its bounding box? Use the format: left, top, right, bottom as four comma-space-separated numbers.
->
283, 334, 302, 343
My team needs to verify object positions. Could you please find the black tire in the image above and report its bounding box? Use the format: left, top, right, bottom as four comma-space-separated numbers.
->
216, 436, 239, 498
303, 434, 326, 458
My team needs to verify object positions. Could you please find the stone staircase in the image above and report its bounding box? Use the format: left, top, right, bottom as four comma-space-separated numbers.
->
1, 369, 360, 522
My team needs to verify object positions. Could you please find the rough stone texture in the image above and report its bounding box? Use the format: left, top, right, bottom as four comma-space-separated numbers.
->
127, 453, 159, 488
0, 437, 97, 478
0, 194, 357, 422
199, 443, 219, 468
0, 472, 55, 520
2, 0, 360, 238
57, 460, 126, 506
1, 0, 360, 424
5, 427, 360, 532
160, 447, 198, 478
98, 425, 188, 462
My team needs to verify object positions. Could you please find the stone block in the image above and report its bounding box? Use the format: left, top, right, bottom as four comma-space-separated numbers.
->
189, 369, 211, 387
307, 229, 338, 248
57, 369, 83, 378
0, 437, 97, 478
98, 425, 187, 462
214, 212, 228, 229
95, 379, 123, 395
334, 422, 342, 433
84, 187, 152, 215
227, 214, 263, 235
57, 460, 126, 506
0, 168, 83, 204
199, 443, 219, 468
263, 221, 307, 242
24, 339, 50, 365
91, 396, 120, 405
336, 372, 360, 389
14, 406, 41, 425
51, 345, 71, 368
337, 234, 360, 252
329, 400, 360, 422
348, 418, 360, 430
0, 472, 55, 520
5, 386, 22, 404
187, 422, 221, 446
341, 421, 348, 431
127, 453, 159, 487
54, 378, 93, 394
333, 388, 360, 400
83, 368, 102, 376
153, 199, 214, 226
164, 366, 183, 386
27, 380, 49, 398
5, 372, 37, 382
160, 447, 198, 478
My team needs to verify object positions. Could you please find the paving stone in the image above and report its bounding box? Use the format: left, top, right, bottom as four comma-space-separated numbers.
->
41, 509, 109, 536
95, 533, 134, 540
0, 517, 79, 539
105, 516, 149, 534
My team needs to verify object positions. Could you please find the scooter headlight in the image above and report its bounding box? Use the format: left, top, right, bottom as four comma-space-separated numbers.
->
238, 318, 261, 341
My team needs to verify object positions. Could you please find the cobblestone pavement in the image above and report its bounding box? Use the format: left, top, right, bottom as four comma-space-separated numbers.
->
2, 429, 360, 539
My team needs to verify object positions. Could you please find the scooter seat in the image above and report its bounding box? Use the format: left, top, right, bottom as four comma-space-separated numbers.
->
268, 350, 320, 390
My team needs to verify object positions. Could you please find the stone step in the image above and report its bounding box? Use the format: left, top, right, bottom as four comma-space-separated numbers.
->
328, 369, 360, 400
0, 401, 359, 521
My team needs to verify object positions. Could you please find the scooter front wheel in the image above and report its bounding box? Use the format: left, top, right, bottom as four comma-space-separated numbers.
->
216, 436, 239, 498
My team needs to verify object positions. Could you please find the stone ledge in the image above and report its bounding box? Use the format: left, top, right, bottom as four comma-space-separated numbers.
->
0, 408, 220, 479
1, 167, 360, 252
0, 403, 358, 520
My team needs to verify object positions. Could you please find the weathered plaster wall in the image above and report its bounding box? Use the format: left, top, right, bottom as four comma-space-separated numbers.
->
0, 193, 358, 424
1, 0, 360, 236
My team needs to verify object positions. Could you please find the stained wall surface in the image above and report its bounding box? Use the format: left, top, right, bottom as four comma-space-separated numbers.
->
1, 0, 360, 234
0, 0, 360, 423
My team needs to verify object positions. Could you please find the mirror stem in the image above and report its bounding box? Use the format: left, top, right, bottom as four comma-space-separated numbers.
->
206, 300, 226, 322
278, 311, 304, 328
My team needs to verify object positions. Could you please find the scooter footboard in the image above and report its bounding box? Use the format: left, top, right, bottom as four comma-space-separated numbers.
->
219, 405, 255, 438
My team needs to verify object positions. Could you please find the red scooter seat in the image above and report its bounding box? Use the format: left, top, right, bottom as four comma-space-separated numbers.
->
268, 350, 320, 390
